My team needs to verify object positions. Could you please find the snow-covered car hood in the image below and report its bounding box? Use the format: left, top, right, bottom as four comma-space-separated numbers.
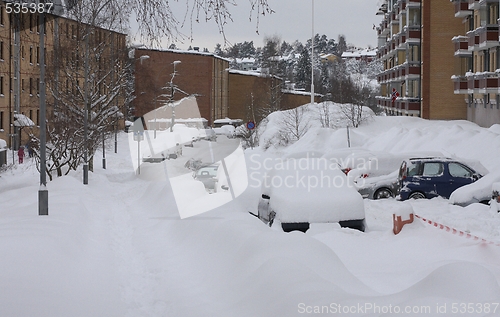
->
449, 169, 500, 206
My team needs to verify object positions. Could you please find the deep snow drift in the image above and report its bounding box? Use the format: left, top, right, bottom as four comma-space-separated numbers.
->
1, 107, 500, 316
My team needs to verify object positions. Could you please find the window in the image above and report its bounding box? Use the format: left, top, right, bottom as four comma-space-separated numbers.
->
36, 46, 39, 64
36, 78, 39, 95
0, 76, 3, 95
422, 162, 444, 176
0, 41, 3, 60
29, 78, 33, 95
0, 111, 3, 130
29, 46, 33, 64
449, 163, 473, 178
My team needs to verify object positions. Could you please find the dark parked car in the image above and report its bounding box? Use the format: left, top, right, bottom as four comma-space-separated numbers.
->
398, 157, 482, 200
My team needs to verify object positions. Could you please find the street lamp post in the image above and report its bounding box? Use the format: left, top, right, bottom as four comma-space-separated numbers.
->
169, 61, 181, 132
311, 0, 315, 105
39, 10, 48, 215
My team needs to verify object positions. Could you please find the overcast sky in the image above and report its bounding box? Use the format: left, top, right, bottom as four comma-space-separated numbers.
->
131, 0, 383, 52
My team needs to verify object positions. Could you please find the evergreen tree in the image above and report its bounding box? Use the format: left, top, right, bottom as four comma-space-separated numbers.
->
295, 47, 311, 91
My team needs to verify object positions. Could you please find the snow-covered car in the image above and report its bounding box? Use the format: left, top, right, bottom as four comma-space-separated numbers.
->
213, 125, 236, 138
193, 164, 219, 193
257, 158, 365, 233
346, 152, 438, 200
449, 169, 500, 206
354, 170, 399, 199
398, 157, 482, 200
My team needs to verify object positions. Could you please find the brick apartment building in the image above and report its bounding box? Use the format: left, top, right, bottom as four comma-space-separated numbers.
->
133, 49, 320, 128
375, 0, 468, 121
0, 6, 127, 148
450, 0, 500, 127
132, 48, 230, 127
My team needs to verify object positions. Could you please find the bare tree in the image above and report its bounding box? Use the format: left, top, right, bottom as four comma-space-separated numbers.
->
278, 106, 311, 146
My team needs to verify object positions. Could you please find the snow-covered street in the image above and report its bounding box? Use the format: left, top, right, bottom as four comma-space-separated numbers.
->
2, 113, 500, 316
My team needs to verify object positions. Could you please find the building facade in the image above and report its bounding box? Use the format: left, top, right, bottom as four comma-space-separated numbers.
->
451, 0, 500, 127
0, 6, 127, 148
376, 0, 467, 120
132, 49, 230, 126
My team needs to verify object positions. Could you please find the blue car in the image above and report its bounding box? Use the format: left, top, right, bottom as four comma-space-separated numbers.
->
398, 157, 482, 200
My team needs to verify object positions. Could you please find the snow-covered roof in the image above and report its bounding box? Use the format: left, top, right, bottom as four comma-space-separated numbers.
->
137, 48, 231, 63
228, 69, 282, 80
282, 89, 322, 97
234, 57, 256, 64
341, 48, 377, 59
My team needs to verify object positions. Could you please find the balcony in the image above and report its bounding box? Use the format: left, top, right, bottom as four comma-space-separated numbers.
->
452, 76, 469, 94
397, 0, 407, 13
467, 30, 479, 51
401, 98, 421, 113
452, 36, 471, 56
407, 0, 421, 8
452, 0, 472, 17
405, 63, 420, 78
404, 27, 421, 43
468, 0, 480, 10
477, 72, 499, 93
477, 25, 499, 49
467, 73, 480, 93
395, 32, 407, 49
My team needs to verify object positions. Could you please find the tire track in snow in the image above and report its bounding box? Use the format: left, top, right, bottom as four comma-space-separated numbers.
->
108, 201, 170, 316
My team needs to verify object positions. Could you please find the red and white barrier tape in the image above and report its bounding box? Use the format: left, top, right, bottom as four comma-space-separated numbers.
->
415, 214, 500, 247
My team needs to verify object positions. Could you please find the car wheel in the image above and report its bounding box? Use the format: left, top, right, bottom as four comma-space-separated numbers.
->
409, 192, 426, 199
374, 188, 394, 200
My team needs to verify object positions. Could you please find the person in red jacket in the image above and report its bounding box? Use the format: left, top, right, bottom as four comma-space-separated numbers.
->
18, 146, 25, 164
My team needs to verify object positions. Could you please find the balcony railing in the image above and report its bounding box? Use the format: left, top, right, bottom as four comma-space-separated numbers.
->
398, 0, 407, 13
468, 0, 480, 10
467, 30, 479, 51
404, 27, 421, 43
467, 73, 480, 92
477, 72, 499, 93
452, 0, 472, 17
452, 76, 469, 94
477, 25, 499, 49
405, 63, 420, 77
407, 0, 421, 7
452, 36, 471, 56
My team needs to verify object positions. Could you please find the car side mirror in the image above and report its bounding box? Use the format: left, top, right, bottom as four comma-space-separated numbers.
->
472, 173, 480, 181
262, 194, 270, 200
